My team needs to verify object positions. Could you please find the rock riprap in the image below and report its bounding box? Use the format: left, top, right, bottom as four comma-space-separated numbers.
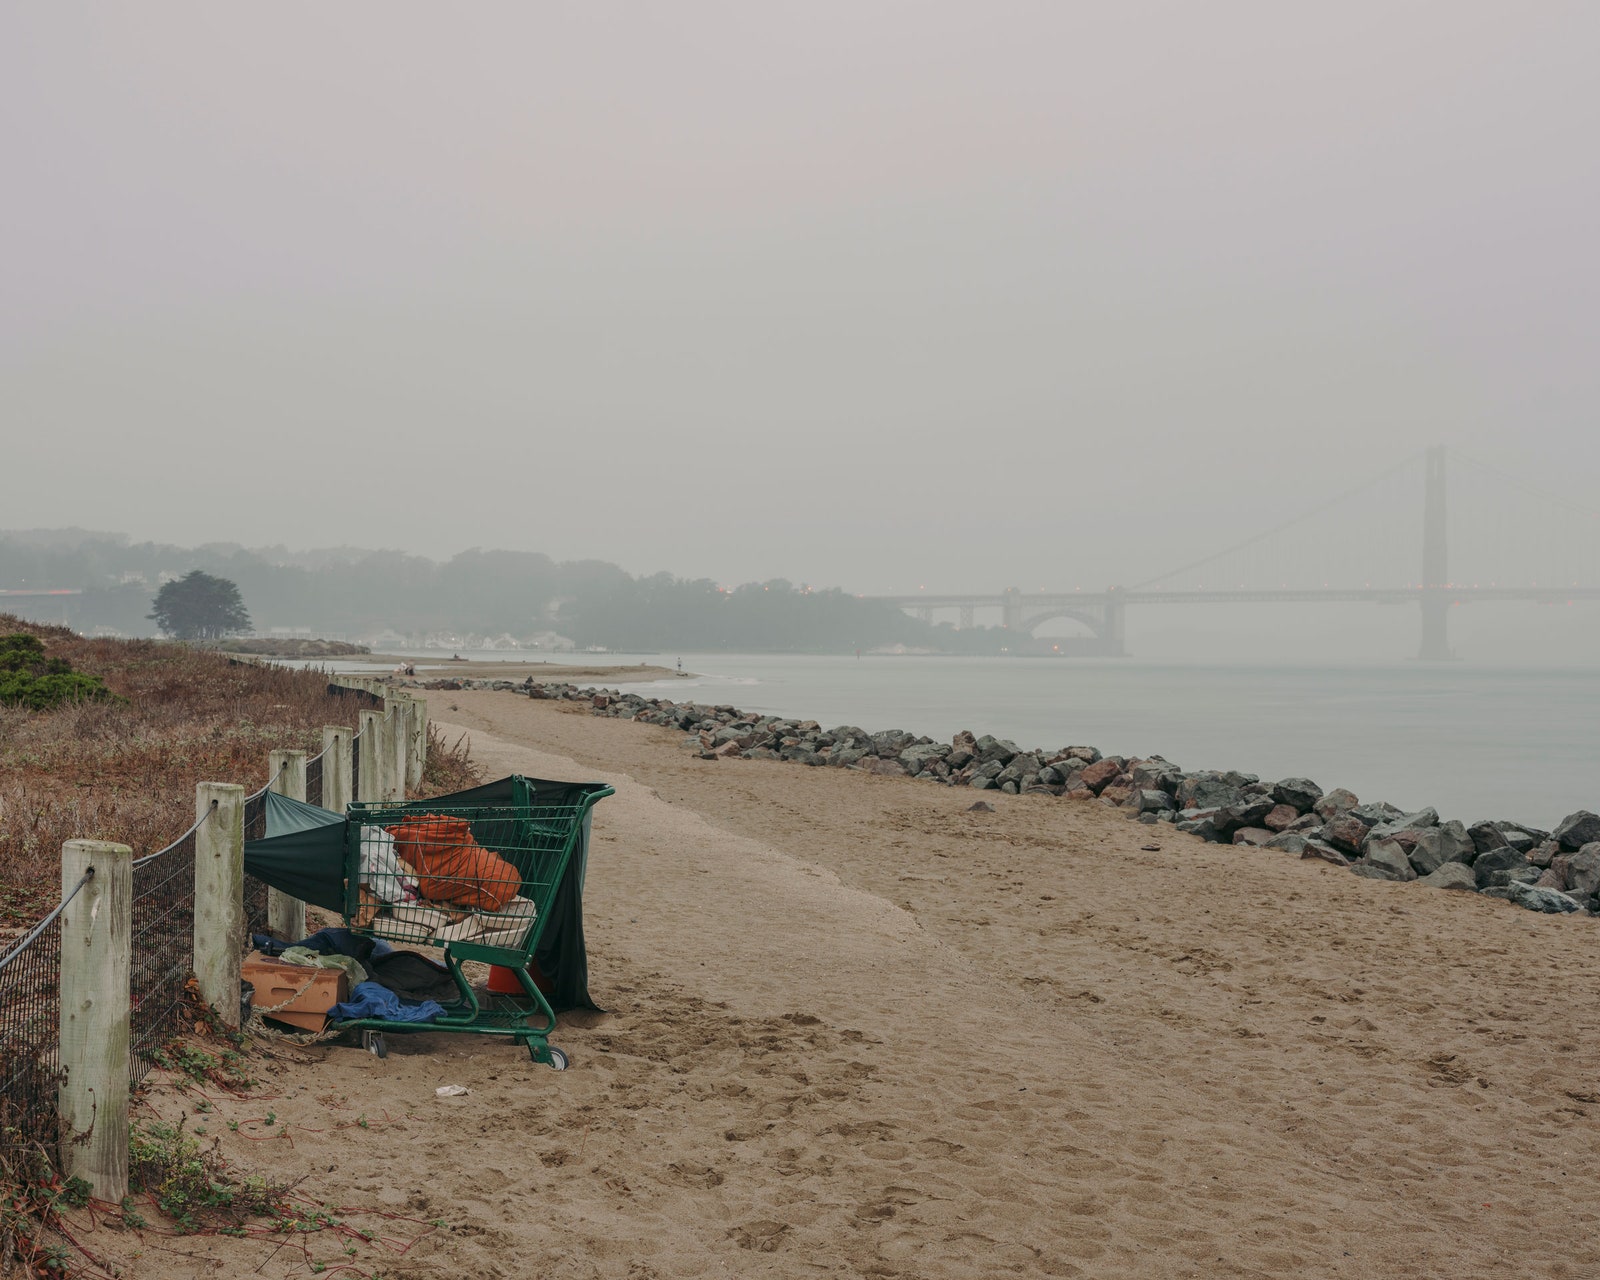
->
462, 676, 1600, 921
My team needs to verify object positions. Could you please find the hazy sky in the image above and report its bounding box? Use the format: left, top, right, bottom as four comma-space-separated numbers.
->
4, 2, 1598, 598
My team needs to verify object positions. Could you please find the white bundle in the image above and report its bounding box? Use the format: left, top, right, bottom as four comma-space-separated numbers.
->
359, 827, 408, 902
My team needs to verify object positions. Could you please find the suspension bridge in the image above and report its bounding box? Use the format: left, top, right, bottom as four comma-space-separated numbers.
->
873, 447, 1600, 658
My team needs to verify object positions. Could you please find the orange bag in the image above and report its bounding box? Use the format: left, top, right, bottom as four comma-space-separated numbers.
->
387, 815, 521, 912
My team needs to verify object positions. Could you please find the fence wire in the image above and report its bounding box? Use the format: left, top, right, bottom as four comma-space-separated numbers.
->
0, 871, 92, 1175
130, 815, 204, 1089
306, 750, 325, 810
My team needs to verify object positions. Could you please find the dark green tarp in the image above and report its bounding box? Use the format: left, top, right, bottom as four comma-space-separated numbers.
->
243, 776, 603, 1011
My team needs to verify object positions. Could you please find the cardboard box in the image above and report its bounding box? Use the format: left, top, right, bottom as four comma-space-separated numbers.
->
242, 952, 349, 1032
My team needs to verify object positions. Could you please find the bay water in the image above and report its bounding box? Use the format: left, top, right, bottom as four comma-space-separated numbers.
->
373, 651, 1599, 831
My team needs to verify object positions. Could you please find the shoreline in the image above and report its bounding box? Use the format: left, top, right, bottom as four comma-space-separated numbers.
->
500, 677, 1600, 920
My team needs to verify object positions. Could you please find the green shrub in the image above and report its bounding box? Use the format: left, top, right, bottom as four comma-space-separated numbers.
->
0, 634, 118, 711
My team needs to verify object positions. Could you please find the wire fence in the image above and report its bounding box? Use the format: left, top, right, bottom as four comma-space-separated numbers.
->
129, 811, 207, 1090
2, 678, 391, 1175
0, 871, 92, 1179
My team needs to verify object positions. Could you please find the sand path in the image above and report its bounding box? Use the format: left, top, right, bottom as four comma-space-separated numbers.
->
94, 691, 1600, 1278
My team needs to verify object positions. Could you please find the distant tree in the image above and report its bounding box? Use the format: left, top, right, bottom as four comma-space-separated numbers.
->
148, 570, 252, 640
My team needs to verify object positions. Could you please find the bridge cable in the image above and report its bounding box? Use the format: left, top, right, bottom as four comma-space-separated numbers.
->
1127, 450, 1425, 591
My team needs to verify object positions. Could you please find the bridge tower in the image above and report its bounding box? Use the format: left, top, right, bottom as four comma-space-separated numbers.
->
1418, 445, 1452, 661
1103, 588, 1126, 657
1001, 587, 1023, 632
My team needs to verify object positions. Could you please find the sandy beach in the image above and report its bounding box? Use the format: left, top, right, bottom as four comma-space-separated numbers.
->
93, 688, 1600, 1279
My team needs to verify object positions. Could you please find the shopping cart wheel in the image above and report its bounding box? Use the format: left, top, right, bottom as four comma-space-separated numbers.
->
363, 1031, 387, 1059
529, 1042, 568, 1071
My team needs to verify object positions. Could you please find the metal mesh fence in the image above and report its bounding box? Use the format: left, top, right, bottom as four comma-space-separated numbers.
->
0, 872, 91, 1176
306, 750, 324, 810
243, 787, 269, 940
130, 816, 204, 1089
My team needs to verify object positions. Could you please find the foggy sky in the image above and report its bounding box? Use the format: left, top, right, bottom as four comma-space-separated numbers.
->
4, 2, 1598, 604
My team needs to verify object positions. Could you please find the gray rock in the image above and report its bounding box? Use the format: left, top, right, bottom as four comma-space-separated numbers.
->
1232, 827, 1275, 847
1468, 822, 1511, 856
1061, 745, 1102, 764
1286, 812, 1323, 833
1130, 756, 1182, 790
974, 759, 1004, 780
1224, 798, 1276, 831
1301, 843, 1351, 867
1313, 787, 1360, 822
1368, 808, 1440, 841
1565, 845, 1600, 898
1507, 882, 1582, 914
1418, 862, 1478, 891
1177, 774, 1245, 812
999, 780, 1019, 795
1351, 801, 1407, 826
1133, 789, 1175, 814
969, 775, 995, 791
1263, 832, 1309, 855
1554, 810, 1600, 850
830, 747, 868, 768
975, 735, 1020, 765
1436, 820, 1477, 865
1491, 826, 1538, 854
1360, 838, 1417, 881
899, 742, 952, 774
1176, 817, 1221, 842
1270, 777, 1324, 812
1037, 764, 1065, 786
967, 800, 994, 812
1479, 886, 1518, 900
996, 753, 1044, 786
1351, 862, 1407, 881
1473, 846, 1530, 889
1482, 864, 1541, 889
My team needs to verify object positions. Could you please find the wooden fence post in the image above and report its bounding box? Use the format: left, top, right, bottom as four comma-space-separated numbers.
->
193, 783, 245, 1029
265, 751, 307, 942
407, 696, 428, 790
384, 696, 409, 802
357, 709, 385, 804
58, 839, 132, 1202
322, 726, 352, 814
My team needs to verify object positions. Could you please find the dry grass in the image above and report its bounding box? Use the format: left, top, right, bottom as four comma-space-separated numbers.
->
0, 617, 478, 925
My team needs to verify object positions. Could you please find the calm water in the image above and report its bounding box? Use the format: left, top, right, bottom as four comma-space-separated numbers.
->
348, 650, 1600, 830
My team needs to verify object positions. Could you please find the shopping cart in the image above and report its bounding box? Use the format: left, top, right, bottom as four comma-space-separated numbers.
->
334, 775, 613, 1068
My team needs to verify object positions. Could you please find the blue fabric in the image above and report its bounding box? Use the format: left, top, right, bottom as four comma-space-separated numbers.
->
331, 981, 445, 1024
253, 928, 394, 961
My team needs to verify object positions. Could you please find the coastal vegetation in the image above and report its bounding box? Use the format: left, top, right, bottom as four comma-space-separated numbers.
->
0, 617, 476, 924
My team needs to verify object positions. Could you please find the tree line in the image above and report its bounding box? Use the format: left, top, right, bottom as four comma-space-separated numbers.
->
0, 530, 1010, 653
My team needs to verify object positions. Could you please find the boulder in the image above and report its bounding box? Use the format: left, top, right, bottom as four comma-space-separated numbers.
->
1224, 798, 1276, 831
1489, 825, 1538, 855
855, 757, 908, 777
1400, 829, 1452, 877
1079, 758, 1123, 793
1473, 846, 1530, 889
975, 736, 1020, 766
1232, 828, 1275, 847
1301, 843, 1351, 867
1177, 774, 1246, 812
1263, 804, 1301, 833
1351, 802, 1407, 827
1099, 785, 1134, 807
1324, 814, 1374, 856
947, 747, 976, 771
1467, 822, 1510, 856
1130, 756, 1183, 791
969, 776, 995, 791
1368, 808, 1440, 841
1133, 789, 1174, 814
1553, 810, 1600, 850
1506, 882, 1583, 914
997, 753, 1045, 786
1417, 862, 1478, 891
1263, 832, 1309, 855
1313, 788, 1359, 822
899, 742, 952, 775
1061, 745, 1102, 764
1351, 862, 1408, 881
1286, 812, 1323, 833
1176, 817, 1221, 842
1270, 777, 1324, 812
999, 780, 1019, 795
1566, 845, 1600, 899
1527, 840, 1560, 869
1436, 820, 1477, 865
1037, 764, 1065, 786
1359, 838, 1417, 881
